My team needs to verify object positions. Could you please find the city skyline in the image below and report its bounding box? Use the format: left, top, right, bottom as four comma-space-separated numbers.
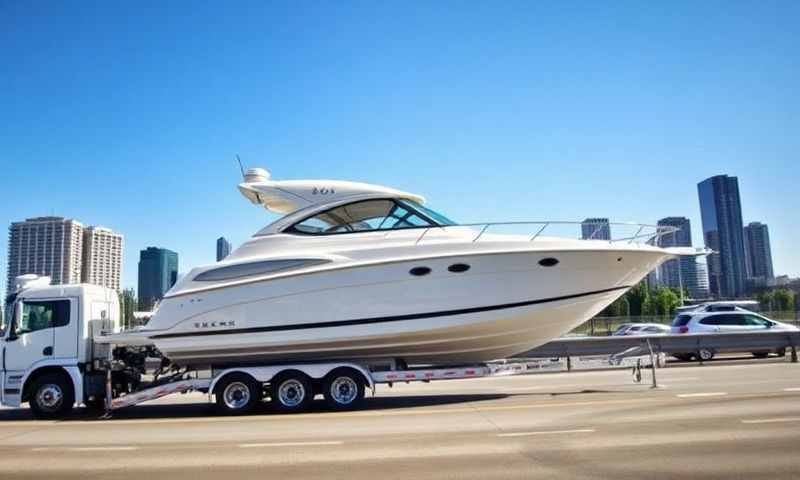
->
1, 3, 798, 295
5, 217, 123, 296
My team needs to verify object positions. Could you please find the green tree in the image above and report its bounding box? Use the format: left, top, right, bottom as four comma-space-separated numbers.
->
119, 289, 137, 329
653, 287, 681, 316
772, 289, 794, 311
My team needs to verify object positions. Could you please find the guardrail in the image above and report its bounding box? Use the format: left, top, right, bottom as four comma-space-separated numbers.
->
521, 330, 799, 362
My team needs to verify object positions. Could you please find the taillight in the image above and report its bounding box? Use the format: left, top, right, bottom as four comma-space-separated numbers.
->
678, 326, 689, 333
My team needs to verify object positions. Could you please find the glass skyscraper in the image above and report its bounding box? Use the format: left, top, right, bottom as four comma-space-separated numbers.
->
743, 221, 774, 286
656, 217, 708, 299
581, 218, 611, 240
697, 175, 747, 298
137, 247, 178, 310
216, 237, 232, 262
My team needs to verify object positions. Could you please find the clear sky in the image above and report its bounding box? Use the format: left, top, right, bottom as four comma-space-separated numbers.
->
1, 1, 798, 295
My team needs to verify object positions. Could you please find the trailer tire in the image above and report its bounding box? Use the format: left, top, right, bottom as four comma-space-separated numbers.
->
270, 371, 313, 413
214, 373, 261, 415
29, 373, 75, 419
322, 368, 366, 411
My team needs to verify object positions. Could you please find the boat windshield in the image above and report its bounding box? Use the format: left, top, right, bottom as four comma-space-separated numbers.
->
399, 200, 457, 226
287, 199, 439, 235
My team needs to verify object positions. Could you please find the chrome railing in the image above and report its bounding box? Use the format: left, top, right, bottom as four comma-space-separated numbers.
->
407, 221, 679, 246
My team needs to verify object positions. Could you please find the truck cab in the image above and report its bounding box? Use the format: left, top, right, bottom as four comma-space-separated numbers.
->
1, 275, 119, 418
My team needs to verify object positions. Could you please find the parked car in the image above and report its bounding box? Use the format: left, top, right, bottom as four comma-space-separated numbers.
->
613, 323, 670, 336
670, 308, 798, 361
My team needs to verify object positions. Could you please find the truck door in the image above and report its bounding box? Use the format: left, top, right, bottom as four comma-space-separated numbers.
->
3, 300, 70, 372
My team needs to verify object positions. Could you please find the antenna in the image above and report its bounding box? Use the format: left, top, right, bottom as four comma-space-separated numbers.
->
236, 154, 245, 178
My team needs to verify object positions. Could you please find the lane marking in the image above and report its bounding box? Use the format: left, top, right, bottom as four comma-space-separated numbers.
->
31, 446, 139, 452
676, 392, 728, 398
783, 388, 800, 392
741, 417, 800, 425
496, 429, 595, 438
238, 441, 343, 448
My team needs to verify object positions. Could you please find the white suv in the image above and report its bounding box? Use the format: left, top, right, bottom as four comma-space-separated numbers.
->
670, 308, 798, 361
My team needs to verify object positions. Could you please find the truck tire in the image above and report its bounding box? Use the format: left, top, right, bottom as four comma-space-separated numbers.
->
322, 368, 366, 411
29, 373, 75, 419
270, 371, 313, 413
214, 373, 261, 415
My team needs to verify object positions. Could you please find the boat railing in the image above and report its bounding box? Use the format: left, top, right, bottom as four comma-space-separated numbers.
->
411, 221, 680, 246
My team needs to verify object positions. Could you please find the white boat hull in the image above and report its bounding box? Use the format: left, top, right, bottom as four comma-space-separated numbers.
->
138, 248, 668, 366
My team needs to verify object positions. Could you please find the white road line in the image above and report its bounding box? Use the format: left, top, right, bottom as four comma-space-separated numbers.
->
496, 429, 595, 438
676, 392, 728, 398
31, 446, 139, 452
741, 417, 800, 425
783, 387, 800, 392
238, 441, 344, 448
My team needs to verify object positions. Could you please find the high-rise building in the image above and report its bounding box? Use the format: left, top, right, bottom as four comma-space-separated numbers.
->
697, 175, 747, 298
656, 217, 707, 299
581, 218, 611, 240
693, 261, 711, 299
82, 226, 124, 291
6, 217, 84, 296
216, 237, 232, 262
743, 221, 774, 287
137, 247, 178, 311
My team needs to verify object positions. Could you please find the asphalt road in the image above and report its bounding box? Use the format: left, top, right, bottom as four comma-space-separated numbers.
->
1, 359, 799, 479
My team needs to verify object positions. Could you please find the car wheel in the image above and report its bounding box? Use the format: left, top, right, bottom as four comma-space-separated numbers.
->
697, 348, 715, 361
751, 351, 770, 359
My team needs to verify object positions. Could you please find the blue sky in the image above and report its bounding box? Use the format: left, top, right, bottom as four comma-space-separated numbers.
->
1, 1, 798, 295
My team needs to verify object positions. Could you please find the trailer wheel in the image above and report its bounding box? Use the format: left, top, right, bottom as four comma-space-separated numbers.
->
270, 371, 313, 413
29, 373, 75, 419
322, 368, 366, 411
214, 373, 261, 415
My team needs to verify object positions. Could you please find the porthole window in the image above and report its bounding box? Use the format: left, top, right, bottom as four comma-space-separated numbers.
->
448, 263, 470, 273
409, 266, 432, 276
538, 257, 559, 267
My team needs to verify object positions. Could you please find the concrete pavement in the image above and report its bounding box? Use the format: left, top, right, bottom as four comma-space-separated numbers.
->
1, 360, 799, 479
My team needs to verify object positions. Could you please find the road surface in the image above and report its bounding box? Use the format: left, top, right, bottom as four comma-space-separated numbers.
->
1, 359, 799, 479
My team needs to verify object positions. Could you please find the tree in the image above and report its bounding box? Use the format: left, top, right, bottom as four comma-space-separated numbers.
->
119, 289, 137, 329
772, 289, 795, 311
653, 287, 681, 316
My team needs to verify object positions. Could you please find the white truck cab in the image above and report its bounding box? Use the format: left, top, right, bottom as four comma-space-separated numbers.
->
1, 275, 119, 417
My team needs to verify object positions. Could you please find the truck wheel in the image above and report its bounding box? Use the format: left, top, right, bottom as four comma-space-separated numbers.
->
29, 373, 75, 419
215, 373, 261, 415
270, 371, 313, 413
322, 368, 365, 411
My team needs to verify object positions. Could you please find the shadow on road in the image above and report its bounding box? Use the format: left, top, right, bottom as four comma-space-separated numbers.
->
0, 393, 510, 422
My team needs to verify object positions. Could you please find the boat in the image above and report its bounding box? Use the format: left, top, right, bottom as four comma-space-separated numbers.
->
102, 168, 693, 367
